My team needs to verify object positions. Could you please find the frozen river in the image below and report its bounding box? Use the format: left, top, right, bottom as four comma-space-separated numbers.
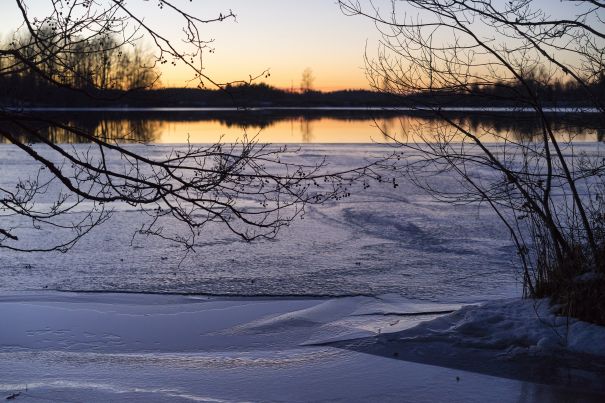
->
1, 114, 604, 401
0, 142, 519, 302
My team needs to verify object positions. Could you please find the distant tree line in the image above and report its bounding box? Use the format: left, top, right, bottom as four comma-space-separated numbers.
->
0, 28, 158, 100
2, 61, 604, 108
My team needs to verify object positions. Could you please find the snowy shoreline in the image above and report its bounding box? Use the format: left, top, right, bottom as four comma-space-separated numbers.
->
1, 292, 604, 402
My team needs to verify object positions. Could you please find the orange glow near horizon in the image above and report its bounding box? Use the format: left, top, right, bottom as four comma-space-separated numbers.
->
2, 0, 579, 92
157, 64, 371, 91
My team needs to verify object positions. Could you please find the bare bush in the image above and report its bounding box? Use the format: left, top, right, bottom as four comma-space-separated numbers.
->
0, 1, 388, 253
340, 0, 605, 323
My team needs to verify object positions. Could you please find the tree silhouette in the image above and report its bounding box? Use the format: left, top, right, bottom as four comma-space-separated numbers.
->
300, 67, 315, 92
340, 0, 605, 323
0, 1, 386, 252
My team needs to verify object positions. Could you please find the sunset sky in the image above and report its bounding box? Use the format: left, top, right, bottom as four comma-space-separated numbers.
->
4, 0, 384, 90
4, 0, 570, 91
156, 0, 385, 90
156, 0, 569, 90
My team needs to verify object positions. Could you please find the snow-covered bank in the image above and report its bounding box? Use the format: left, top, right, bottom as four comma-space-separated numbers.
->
329, 298, 605, 396
386, 298, 605, 357
1, 293, 604, 402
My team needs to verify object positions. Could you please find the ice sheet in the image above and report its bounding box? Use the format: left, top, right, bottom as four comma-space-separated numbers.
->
0, 293, 603, 402
0, 143, 519, 301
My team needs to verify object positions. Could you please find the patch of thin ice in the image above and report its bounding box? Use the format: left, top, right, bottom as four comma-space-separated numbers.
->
351, 293, 464, 316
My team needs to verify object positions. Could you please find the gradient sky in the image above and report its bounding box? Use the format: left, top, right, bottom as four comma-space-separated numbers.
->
4, 0, 573, 91
3, 0, 390, 90
146, 0, 386, 90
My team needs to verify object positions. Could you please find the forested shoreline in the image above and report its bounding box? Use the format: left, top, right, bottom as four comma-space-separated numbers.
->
2, 77, 603, 109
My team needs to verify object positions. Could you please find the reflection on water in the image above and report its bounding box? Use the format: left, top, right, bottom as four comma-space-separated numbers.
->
2, 110, 604, 144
